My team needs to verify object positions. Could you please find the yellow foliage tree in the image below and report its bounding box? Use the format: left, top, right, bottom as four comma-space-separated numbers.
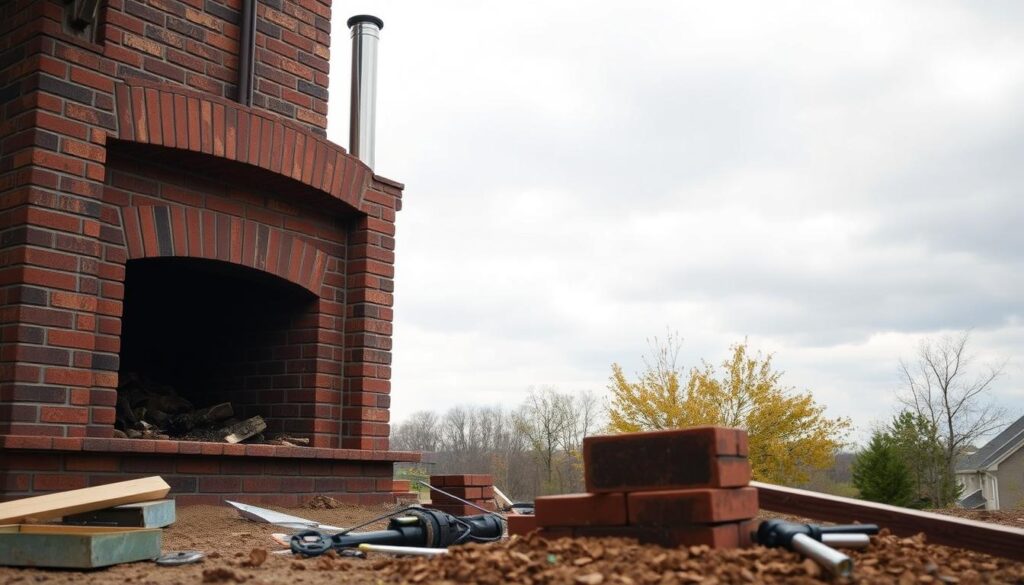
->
607, 336, 851, 485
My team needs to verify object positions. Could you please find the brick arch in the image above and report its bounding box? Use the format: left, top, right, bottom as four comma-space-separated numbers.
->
113, 81, 371, 212
121, 205, 328, 294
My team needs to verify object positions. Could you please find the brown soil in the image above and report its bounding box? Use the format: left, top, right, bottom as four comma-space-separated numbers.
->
0, 505, 1021, 584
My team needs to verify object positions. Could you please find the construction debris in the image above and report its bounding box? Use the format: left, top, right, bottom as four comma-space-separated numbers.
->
0, 476, 171, 525
64, 499, 177, 529
532, 427, 757, 549
427, 474, 498, 516
0, 476, 175, 570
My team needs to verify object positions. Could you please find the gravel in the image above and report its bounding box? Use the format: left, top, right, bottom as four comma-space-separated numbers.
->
0, 505, 1021, 584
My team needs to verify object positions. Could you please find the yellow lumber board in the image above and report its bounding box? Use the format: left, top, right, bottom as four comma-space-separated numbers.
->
0, 476, 170, 524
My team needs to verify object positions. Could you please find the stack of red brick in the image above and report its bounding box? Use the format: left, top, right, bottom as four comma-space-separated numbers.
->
511, 427, 758, 549
428, 474, 497, 516
392, 479, 420, 504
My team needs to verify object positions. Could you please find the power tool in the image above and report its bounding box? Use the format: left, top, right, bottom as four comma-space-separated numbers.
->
289, 506, 505, 556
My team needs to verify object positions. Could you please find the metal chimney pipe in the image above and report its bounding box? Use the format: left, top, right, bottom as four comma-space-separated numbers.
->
347, 15, 383, 169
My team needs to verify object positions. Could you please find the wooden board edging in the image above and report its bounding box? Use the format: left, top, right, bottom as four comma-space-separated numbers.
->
753, 481, 1024, 561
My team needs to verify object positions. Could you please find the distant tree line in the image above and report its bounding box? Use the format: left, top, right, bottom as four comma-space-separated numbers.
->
393, 330, 1008, 510
391, 387, 600, 501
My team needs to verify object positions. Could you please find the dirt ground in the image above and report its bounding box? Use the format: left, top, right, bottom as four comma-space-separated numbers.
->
1, 502, 1022, 584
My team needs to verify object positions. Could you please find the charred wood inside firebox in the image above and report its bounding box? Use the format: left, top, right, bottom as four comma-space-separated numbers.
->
116, 257, 317, 445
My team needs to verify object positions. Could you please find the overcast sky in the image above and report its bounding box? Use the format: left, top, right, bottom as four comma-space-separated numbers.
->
327, 1, 1024, 444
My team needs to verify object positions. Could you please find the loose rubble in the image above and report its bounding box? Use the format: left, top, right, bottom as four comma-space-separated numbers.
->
374, 530, 1024, 584
2, 505, 1022, 584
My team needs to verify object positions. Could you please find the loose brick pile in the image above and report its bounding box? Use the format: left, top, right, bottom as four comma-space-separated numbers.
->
392, 479, 419, 503
519, 427, 758, 548
427, 474, 497, 516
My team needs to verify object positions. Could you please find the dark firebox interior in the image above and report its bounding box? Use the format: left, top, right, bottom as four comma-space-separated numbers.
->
118, 258, 315, 421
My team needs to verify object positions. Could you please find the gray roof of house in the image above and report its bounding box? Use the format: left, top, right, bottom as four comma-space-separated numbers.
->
957, 489, 986, 510
955, 415, 1024, 472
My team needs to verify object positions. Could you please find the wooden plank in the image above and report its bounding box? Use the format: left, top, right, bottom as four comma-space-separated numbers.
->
0, 476, 170, 524
752, 481, 1024, 561
63, 499, 176, 528
224, 415, 266, 444
0, 524, 162, 568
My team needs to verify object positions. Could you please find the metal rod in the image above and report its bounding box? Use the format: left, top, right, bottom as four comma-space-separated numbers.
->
358, 543, 449, 556
347, 14, 383, 168
821, 533, 871, 549
237, 0, 257, 106
791, 533, 853, 577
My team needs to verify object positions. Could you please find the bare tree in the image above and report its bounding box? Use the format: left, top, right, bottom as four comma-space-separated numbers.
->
557, 390, 600, 457
390, 410, 440, 452
516, 386, 569, 493
897, 330, 1008, 488
390, 391, 601, 501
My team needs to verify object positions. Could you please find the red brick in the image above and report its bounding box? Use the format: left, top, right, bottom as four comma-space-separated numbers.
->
537, 527, 574, 540
66, 454, 121, 472
47, 329, 95, 350
39, 406, 89, 424
281, 477, 314, 492
199, 476, 241, 493
1, 436, 54, 449
177, 458, 221, 474
0, 454, 61, 471
50, 291, 98, 311
464, 474, 493, 487
242, 476, 282, 492
34, 474, 88, 491
51, 437, 84, 451
584, 427, 750, 492
0, 473, 32, 492
507, 514, 537, 536
175, 494, 228, 507
440, 486, 483, 499
535, 493, 627, 528
627, 487, 758, 525
154, 441, 180, 454
43, 368, 93, 387
428, 503, 481, 517
570, 523, 745, 549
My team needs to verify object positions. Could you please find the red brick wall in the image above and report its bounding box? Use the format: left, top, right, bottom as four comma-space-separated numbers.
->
0, 0, 402, 454
0, 437, 409, 505
101, 0, 331, 134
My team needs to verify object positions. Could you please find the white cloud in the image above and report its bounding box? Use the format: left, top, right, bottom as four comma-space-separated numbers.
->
328, 1, 1024, 442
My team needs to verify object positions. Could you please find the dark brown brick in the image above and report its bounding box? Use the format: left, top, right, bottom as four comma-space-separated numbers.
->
584, 427, 750, 492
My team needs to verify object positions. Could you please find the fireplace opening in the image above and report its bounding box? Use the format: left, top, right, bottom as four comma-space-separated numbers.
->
117, 257, 319, 444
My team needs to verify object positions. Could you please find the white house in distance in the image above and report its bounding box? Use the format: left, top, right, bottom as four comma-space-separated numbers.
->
955, 415, 1024, 511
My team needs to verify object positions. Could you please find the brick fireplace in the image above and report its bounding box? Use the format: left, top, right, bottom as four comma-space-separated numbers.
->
0, 0, 418, 505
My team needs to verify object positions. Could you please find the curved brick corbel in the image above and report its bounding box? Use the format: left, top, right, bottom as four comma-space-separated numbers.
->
112, 81, 371, 212
122, 205, 328, 295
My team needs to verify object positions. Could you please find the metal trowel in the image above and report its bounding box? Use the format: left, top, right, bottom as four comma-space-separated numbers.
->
225, 500, 346, 532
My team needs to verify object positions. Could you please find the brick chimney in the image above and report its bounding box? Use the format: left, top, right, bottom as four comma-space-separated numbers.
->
0, 0, 417, 505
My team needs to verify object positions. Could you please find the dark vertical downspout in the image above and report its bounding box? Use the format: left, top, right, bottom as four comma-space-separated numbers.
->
237, 0, 257, 106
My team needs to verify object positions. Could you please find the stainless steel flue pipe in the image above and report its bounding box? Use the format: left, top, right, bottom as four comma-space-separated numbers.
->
348, 15, 383, 169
